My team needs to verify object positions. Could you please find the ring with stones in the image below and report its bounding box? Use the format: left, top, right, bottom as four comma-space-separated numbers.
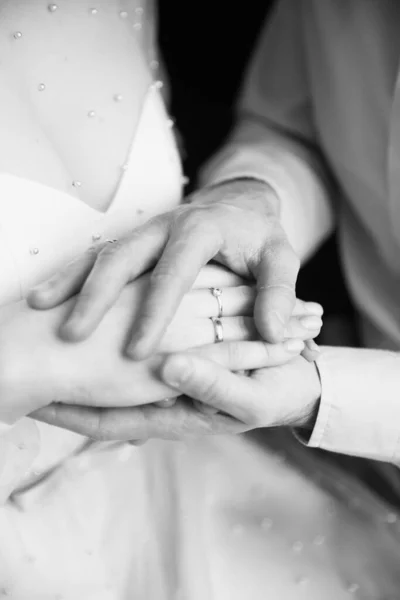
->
209, 287, 223, 317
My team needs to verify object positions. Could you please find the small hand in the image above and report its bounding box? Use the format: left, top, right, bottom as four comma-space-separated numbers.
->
28, 179, 300, 358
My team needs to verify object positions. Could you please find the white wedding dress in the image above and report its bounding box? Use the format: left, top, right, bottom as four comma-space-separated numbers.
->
0, 1, 400, 599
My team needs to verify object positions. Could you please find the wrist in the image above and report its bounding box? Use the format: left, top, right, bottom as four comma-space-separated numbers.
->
190, 177, 281, 219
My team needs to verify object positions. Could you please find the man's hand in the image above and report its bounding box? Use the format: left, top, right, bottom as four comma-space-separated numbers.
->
160, 346, 321, 430
28, 179, 300, 359
31, 342, 321, 441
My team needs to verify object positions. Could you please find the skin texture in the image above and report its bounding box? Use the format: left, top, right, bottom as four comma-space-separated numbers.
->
0, 265, 322, 426
28, 180, 302, 359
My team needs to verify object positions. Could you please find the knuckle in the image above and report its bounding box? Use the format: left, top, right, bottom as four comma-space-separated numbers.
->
197, 372, 222, 404
97, 239, 126, 261
260, 281, 296, 296
226, 342, 244, 366
176, 206, 204, 227
85, 244, 100, 259
94, 411, 117, 442
150, 260, 177, 286
262, 232, 299, 264
175, 210, 219, 246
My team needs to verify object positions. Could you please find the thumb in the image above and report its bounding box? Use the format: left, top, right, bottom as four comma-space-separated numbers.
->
160, 353, 253, 422
253, 241, 300, 343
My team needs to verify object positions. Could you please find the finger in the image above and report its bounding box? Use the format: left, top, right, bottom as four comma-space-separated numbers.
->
301, 339, 321, 363
182, 289, 323, 320
32, 398, 242, 440
27, 249, 98, 309
160, 316, 258, 353
181, 286, 255, 318
188, 337, 305, 369
253, 239, 300, 343
127, 219, 221, 359
60, 220, 167, 341
202, 315, 259, 345
292, 299, 324, 317
160, 353, 260, 423
32, 403, 149, 441
283, 315, 322, 339
192, 264, 245, 289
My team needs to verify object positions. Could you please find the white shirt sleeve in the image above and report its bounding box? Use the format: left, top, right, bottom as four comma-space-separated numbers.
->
301, 346, 400, 464
199, 0, 334, 263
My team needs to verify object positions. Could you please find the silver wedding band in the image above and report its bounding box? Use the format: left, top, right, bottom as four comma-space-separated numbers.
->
210, 287, 223, 318
210, 316, 224, 343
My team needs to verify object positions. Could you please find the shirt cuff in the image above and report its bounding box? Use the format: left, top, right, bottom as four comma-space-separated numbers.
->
0, 420, 17, 435
297, 347, 400, 463
200, 144, 290, 207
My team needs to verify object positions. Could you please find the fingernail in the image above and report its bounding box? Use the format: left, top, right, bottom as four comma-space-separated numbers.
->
305, 302, 324, 316
285, 339, 305, 353
305, 339, 321, 353
162, 356, 191, 388
300, 316, 322, 330
59, 319, 82, 341
155, 398, 176, 408
193, 400, 219, 415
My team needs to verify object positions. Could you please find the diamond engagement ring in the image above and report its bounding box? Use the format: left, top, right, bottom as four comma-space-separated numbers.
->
210, 287, 223, 318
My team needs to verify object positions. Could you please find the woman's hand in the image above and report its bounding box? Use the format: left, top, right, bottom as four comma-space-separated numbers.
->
31, 346, 321, 441
0, 265, 322, 423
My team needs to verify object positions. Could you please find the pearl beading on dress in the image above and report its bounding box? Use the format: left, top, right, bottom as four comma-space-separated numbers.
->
10, 0, 186, 472
11, 2, 179, 180
0, 4, 182, 598
10, 1, 186, 258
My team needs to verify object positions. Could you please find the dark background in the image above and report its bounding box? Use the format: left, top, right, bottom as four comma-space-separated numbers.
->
158, 0, 356, 337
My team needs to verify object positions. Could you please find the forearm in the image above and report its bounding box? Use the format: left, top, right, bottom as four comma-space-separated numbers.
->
301, 345, 400, 464
0, 265, 244, 417
200, 119, 335, 264
199, 0, 336, 264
